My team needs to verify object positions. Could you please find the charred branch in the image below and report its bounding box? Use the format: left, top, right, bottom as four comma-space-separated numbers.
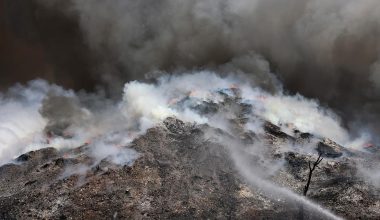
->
303, 152, 323, 196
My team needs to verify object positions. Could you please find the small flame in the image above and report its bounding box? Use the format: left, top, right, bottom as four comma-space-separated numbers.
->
255, 95, 267, 101
230, 84, 238, 89
114, 144, 123, 148
188, 90, 198, 97
63, 130, 74, 138
168, 97, 180, 105
84, 140, 92, 145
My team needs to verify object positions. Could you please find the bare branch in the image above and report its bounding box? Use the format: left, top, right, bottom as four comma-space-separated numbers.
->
303, 153, 324, 196
317, 157, 323, 164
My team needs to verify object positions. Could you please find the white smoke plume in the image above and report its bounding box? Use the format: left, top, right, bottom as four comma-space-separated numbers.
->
0, 80, 74, 163
219, 136, 343, 220
0, 71, 370, 164
0, 80, 138, 167
122, 71, 367, 146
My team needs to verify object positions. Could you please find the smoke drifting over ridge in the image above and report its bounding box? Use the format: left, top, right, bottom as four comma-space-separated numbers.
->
0, 71, 369, 165
0, 72, 356, 218
1, 2, 380, 218
1, 0, 379, 182
33, 0, 380, 136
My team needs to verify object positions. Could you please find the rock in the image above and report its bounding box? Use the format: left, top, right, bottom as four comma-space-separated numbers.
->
15, 153, 31, 162
193, 101, 220, 115
317, 139, 344, 158
15, 147, 59, 163
264, 122, 293, 140
163, 117, 189, 134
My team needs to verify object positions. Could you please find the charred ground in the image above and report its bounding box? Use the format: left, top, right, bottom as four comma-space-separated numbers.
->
0, 106, 379, 219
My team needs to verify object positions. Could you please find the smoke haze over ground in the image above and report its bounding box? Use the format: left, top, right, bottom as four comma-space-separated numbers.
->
0, 71, 367, 218
0, 71, 370, 171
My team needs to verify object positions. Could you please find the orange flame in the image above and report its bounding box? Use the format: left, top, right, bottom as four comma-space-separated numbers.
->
84, 139, 92, 145
189, 90, 198, 97
230, 84, 238, 89
168, 98, 180, 105
256, 95, 267, 101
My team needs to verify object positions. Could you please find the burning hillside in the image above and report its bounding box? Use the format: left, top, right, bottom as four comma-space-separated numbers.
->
1, 0, 380, 219
0, 72, 379, 219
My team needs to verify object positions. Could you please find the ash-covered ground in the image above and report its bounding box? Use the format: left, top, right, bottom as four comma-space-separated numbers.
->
0, 79, 379, 219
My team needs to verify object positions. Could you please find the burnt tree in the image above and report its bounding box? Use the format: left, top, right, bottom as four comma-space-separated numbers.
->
303, 152, 323, 196
298, 152, 324, 220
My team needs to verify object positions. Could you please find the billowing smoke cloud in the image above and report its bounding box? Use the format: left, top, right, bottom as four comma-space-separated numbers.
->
0, 71, 364, 164
0, 79, 138, 166
0, 80, 73, 163
33, 0, 380, 139
122, 71, 360, 145
40, 94, 90, 136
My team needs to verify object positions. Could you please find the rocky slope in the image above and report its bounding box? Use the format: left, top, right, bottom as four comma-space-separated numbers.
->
0, 89, 379, 220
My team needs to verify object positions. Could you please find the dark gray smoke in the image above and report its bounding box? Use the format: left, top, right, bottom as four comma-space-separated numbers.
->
0, 0, 101, 91
39, 94, 88, 136
4, 0, 380, 138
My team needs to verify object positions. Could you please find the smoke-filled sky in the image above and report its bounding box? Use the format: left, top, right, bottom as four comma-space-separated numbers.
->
2, 0, 380, 136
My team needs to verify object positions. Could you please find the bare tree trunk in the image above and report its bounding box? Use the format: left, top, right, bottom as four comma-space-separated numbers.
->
299, 153, 323, 219
304, 153, 323, 196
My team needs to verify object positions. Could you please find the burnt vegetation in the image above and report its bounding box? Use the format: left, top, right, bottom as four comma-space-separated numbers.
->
304, 153, 323, 196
